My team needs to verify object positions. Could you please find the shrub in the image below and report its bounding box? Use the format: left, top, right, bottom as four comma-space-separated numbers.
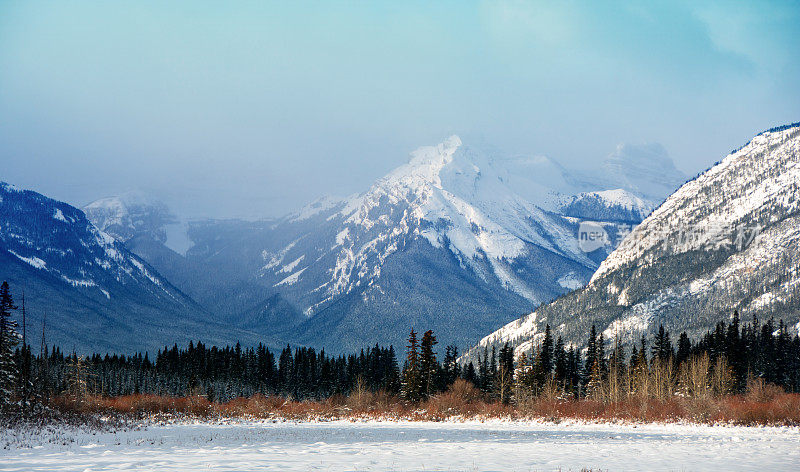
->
35, 389, 800, 426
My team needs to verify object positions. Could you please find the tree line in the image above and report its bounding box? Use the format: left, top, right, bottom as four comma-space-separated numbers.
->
468, 314, 800, 404
10, 340, 402, 405
1, 280, 799, 412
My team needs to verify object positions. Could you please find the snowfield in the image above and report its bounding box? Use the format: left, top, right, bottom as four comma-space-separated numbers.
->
3, 419, 798, 471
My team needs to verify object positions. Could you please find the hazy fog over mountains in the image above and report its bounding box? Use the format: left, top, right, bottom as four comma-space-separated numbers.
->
2, 2, 798, 219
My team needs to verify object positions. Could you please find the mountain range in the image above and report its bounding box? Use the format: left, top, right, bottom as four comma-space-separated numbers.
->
77, 136, 684, 352
0, 183, 270, 352
462, 123, 800, 363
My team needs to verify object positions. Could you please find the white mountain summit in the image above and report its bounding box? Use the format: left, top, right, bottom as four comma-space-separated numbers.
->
244, 136, 684, 350
83, 135, 686, 351
263, 137, 667, 311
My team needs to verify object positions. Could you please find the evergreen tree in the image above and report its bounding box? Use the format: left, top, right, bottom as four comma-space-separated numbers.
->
583, 325, 598, 387
385, 345, 401, 394
278, 345, 294, 395
442, 345, 460, 387
463, 362, 478, 387
489, 346, 497, 379
477, 346, 489, 392
496, 343, 514, 403
652, 325, 673, 362
566, 346, 581, 397
0, 281, 20, 407
676, 332, 691, 366
597, 332, 607, 376
419, 330, 438, 398
402, 329, 422, 401
586, 356, 603, 399
726, 312, 747, 390
535, 324, 554, 387
36, 310, 49, 400
553, 336, 567, 388
637, 335, 648, 367
17, 293, 34, 408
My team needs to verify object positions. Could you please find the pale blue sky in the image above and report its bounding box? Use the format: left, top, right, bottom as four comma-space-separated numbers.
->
1, 1, 798, 217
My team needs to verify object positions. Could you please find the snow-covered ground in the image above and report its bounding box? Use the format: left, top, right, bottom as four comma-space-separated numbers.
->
3, 419, 799, 471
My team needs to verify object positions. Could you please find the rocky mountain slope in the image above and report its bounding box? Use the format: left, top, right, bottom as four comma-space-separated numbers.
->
85, 137, 684, 352
0, 183, 265, 352
463, 123, 800, 361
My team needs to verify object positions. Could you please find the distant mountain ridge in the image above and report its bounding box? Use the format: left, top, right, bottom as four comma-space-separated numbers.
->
463, 123, 800, 363
83, 136, 687, 352
0, 183, 269, 352
83, 192, 194, 255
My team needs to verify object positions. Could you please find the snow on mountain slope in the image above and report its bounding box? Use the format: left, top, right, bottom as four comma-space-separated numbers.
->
561, 189, 654, 223
233, 136, 686, 350
2, 184, 183, 302
593, 126, 800, 281
463, 123, 800, 362
0, 183, 267, 352
84, 192, 195, 255
314, 136, 572, 306
75, 136, 684, 351
84, 193, 172, 242
257, 136, 651, 315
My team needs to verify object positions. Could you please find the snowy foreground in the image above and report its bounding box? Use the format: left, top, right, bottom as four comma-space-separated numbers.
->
2, 419, 799, 471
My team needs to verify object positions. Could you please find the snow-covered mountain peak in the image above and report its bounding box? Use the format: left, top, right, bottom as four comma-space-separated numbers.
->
84, 191, 170, 224
377, 135, 463, 192
601, 142, 688, 201
84, 193, 177, 246
591, 189, 649, 210
84, 190, 160, 209
255, 136, 667, 324
408, 134, 462, 167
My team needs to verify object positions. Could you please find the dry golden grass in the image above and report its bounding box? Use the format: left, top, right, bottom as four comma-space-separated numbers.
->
46, 381, 800, 426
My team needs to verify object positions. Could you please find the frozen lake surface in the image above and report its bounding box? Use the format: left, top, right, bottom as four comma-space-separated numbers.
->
2, 419, 799, 471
